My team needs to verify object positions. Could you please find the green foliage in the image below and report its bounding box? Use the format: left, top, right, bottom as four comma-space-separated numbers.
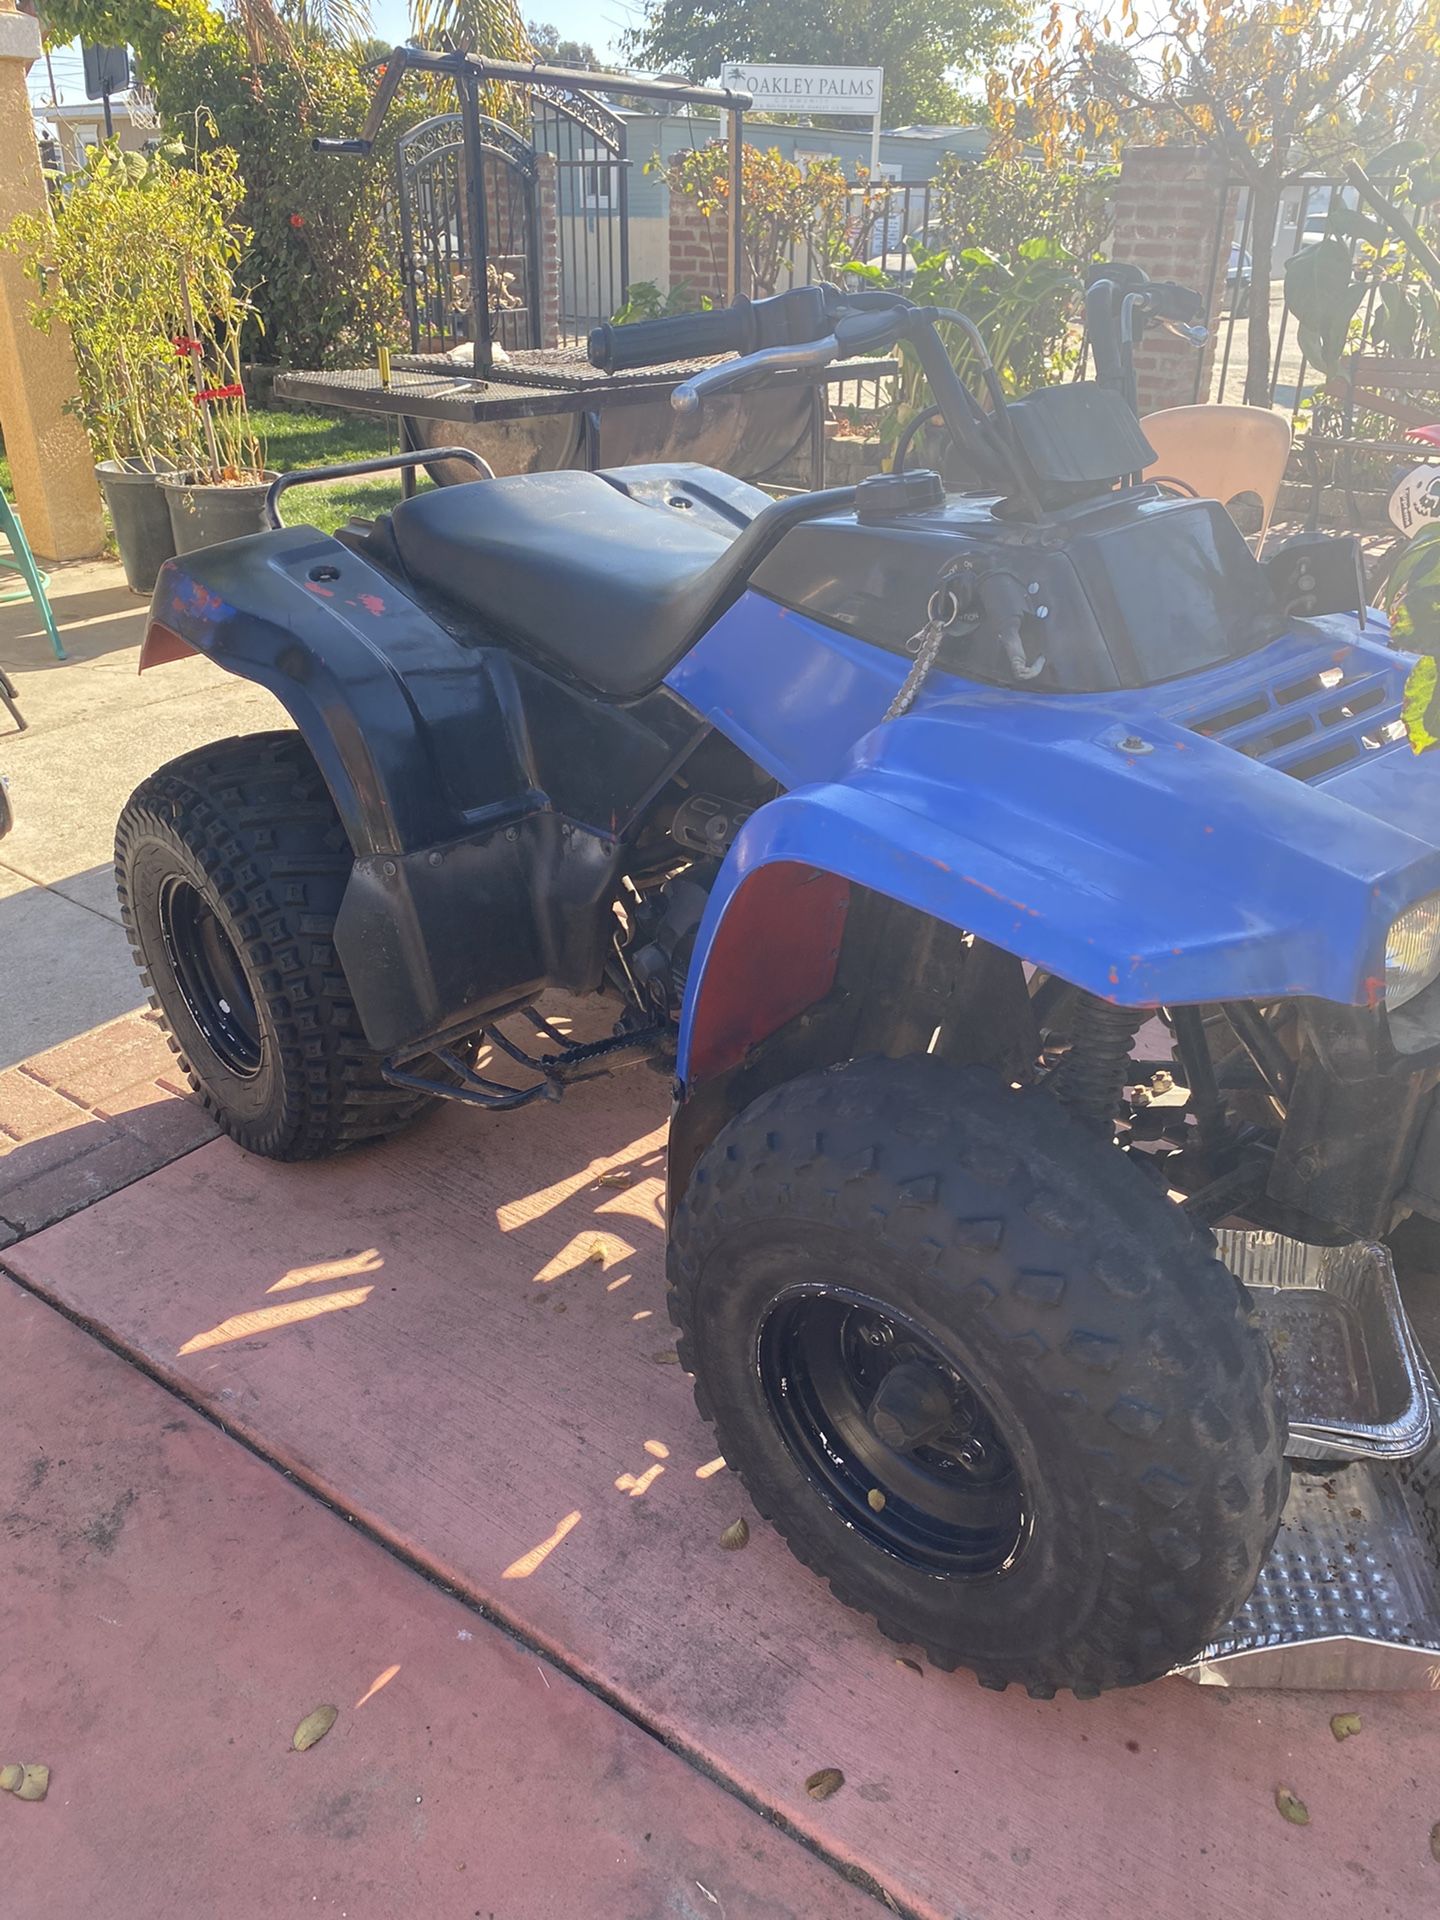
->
526, 18, 598, 68
867, 234, 1090, 459
669, 143, 860, 298
1287, 146, 1440, 380
1, 140, 259, 476
625, 0, 1026, 127
930, 151, 1115, 280
152, 30, 426, 367
609, 279, 707, 323
1285, 238, 1367, 377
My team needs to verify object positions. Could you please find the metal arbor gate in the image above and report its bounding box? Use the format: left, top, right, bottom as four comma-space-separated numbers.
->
395, 86, 628, 358
397, 112, 540, 354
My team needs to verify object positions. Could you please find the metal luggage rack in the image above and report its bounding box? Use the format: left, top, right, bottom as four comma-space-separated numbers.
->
1179, 1231, 1440, 1689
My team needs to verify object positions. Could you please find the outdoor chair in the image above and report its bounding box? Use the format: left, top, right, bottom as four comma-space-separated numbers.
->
1141, 403, 1293, 555
0, 483, 64, 677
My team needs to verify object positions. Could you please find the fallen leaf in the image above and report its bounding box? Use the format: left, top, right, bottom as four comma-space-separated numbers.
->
586, 1241, 607, 1264
1275, 1786, 1309, 1826
1330, 1712, 1361, 1742
594, 1171, 633, 1189
14, 1765, 48, 1802
1430, 1820, 1440, 1864
1348, 1508, 1364, 1521
895, 1657, 923, 1676
293, 1705, 339, 1752
867, 1488, 887, 1512
806, 1767, 845, 1802
0, 1764, 22, 1793
649, 1348, 680, 1366
552, 1301, 567, 1314
719, 1518, 749, 1551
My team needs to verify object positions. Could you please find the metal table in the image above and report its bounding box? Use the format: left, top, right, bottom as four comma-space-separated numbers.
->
274, 347, 896, 494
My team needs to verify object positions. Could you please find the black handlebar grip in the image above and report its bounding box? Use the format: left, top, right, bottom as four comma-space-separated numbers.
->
588, 301, 755, 374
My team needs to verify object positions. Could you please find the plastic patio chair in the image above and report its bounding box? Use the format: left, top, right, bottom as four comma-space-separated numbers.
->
1141, 403, 1293, 556
0, 483, 65, 668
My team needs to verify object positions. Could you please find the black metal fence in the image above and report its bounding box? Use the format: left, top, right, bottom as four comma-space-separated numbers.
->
1201, 172, 1440, 417
395, 88, 629, 355
532, 88, 628, 341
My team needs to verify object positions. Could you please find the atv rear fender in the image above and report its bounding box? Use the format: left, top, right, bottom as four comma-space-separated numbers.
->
146, 531, 702, 1055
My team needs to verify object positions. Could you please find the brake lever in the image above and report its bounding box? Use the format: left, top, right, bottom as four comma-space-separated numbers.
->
670, 335, 841, 414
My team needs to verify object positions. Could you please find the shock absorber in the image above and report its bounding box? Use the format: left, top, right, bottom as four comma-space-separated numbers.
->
1049, 993, 1144, 1130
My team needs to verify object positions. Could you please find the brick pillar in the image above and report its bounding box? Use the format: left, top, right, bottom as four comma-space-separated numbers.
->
1109, 145, 1236, 415
535, 154, 560, 347
0, 2, 104, 561
667, 150, 731, 308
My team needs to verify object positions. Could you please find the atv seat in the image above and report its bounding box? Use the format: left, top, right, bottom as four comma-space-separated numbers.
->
389, 466, 777, 698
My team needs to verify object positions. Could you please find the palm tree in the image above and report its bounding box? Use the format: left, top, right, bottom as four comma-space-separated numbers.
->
228, 0, 528, 63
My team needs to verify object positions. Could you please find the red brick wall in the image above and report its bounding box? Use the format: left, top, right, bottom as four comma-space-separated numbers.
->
1109, 145, 1235, 414
667, 153, 731, 307
536, 153, 560, 348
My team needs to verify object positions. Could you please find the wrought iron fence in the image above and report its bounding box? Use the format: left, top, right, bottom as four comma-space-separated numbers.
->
532, 89, 628, 342
1201, 171, 1439, 417
396, 88, 629, 355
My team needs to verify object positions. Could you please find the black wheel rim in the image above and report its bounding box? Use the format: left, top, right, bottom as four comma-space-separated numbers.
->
157, 876, 262, 1077
757, 1288, 1028, 1576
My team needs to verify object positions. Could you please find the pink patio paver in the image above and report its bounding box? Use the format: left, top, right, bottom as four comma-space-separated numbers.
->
0, 1008, 216, 1245
0, 1274, 878, 1920
8, 1071, 1440, 1920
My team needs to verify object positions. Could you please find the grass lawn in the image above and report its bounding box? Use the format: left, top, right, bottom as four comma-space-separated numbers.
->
254, 406, 435, 536
1, 404, 432, 540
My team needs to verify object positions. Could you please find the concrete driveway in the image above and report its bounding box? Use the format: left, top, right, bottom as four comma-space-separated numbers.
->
0, 559, 286, 1066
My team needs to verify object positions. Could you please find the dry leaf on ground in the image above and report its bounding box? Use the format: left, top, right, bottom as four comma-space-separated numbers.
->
1330, 1712, 1362, 1741
293, 1705, 339, 1752
719, 1518, 749, 1551
806, 1767, 845, 1802
1274, 1786, 1309, 1826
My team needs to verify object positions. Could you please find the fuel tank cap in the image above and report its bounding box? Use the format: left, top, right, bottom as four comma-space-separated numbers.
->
855, 469, 945, 523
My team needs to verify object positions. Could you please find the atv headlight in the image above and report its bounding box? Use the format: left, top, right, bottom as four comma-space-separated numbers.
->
1385, 894, 1440, 1009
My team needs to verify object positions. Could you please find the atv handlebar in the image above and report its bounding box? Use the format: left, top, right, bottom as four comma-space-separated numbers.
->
587, 286, 834, 374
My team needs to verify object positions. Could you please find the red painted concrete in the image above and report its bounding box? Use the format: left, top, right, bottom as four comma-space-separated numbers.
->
10, 1071, 1440, 1919
0, 1276, 876, 1920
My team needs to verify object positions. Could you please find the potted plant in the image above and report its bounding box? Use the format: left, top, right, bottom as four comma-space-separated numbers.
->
158, 269, 274, 555
2, 140, 270, 589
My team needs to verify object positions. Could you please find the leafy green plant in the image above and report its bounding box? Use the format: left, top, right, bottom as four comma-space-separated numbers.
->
1, 138, 259, 475
848, 225, 1092, 466
609, 278, 708, 324
668, 144, 860, 299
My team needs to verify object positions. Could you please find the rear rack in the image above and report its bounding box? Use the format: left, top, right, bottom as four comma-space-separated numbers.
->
264, 447, 494, 529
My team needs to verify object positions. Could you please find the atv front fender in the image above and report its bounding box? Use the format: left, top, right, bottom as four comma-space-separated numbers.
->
676, 759, 1424, 1086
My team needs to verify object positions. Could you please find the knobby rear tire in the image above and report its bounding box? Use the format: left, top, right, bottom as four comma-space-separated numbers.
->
116, 731, 436, 1161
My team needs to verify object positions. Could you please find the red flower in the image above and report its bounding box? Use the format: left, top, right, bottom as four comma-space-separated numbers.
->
289, 212, 305, 229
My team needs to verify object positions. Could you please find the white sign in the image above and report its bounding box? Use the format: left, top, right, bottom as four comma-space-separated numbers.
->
719, 63, 884, 118
718, 63, 885, 178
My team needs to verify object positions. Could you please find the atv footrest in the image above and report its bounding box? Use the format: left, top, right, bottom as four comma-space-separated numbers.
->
382, 1006, 666, 1113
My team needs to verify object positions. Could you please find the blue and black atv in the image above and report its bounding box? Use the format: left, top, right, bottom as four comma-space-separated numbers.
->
117, 276, 1440, 1697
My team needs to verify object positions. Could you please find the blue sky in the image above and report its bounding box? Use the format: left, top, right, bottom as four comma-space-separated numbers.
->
369, 1, 636, 64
